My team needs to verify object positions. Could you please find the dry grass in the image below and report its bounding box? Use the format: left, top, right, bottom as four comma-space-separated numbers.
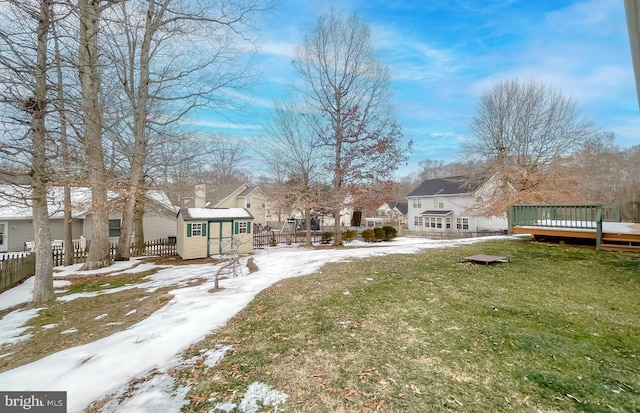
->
173, 240, 640, 413
0, 268, 182, 372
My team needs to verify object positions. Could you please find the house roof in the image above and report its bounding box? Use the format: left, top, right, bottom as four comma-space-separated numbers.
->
389, 202, 408, 215
0, 185, 178, 220
183, 183, 266, 208
179, 208, 253, 221
405, 176, 480, 198
419, 209, 453, 216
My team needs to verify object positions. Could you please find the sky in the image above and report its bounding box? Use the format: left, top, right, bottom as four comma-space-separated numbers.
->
0, 236, 509, 413
190, 0, 638, 177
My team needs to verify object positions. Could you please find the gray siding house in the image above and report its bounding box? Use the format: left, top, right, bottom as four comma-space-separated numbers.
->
0, 186, 178, 252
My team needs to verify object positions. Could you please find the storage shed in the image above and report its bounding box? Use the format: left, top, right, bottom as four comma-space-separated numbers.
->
177, 208, 254, 259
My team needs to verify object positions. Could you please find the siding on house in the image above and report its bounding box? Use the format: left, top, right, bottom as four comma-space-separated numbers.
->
3, 219, 84, 252
139, 209, 177, 240
0, 186, 178, 251
215, 185, 268, 226
406, 176, 508, 233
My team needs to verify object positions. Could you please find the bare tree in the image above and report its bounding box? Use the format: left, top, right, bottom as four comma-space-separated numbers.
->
77, 0, 116, 270
0, 1, 56, 302
30, 0, 54, 301
464, 79, 596, 214
293, 10, 410, 245
100, 0, 265, 260
417, 159, 482, 181
261, 96, 325, 246
206, 135, 252, 184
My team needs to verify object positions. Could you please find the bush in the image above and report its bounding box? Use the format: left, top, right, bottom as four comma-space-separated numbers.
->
342, 229, 357, 243
321, 231, 334, 244
382, 226, 398, 241
373, 227, 385, 241
361, 229, 375, 242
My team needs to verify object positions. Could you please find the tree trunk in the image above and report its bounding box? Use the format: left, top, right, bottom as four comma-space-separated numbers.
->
115, 0, 157, 260
31, 0, 54, 303
133, 180, 146, 250
78, 0, 111, 270
63, 184, 74, 266
304, 206, 312, 247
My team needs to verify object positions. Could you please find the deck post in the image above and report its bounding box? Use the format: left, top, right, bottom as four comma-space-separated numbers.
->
508, 205, 514, 234
595, 206, 603, 250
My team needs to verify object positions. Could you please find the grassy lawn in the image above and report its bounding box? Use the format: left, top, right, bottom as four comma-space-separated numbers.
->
176, 240, 640, 412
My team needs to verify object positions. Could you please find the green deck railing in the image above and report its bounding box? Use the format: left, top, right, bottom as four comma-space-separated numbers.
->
508, 204, 621, 250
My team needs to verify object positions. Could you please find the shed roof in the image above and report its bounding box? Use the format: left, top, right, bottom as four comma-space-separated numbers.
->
180, 207, 253, 221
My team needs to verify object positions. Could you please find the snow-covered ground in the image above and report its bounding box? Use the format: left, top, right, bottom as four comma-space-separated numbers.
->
0, 236, 511, 412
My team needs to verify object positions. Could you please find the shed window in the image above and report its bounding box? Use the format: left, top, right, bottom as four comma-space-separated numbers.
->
234, 221, 251, 234
187, 223, 207, 237
109, 219, 121, 237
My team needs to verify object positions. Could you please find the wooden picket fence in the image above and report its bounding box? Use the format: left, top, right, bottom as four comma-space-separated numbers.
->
0, 238, 177, 293
253, 230, 325, 248
51, 238, 177, 266
0, 253, 36, 292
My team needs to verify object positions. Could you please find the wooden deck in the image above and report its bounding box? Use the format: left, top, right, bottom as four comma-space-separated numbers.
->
512, 222, 640, 252
509, 205, 640, 253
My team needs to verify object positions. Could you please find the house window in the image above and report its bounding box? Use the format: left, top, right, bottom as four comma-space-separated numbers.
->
109, 219, 121, 237
436, 217, 442, 229
430, 217, 436, 228
446, 217, 451, 229
237, 222, 248, 234
456, 217, 469, 230
414, 216, 423, 227
434, 197, 444, 208
246, 198, 251, 208
412, 199, 422, 208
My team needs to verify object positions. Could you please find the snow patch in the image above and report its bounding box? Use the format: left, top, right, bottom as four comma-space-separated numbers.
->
0, 307, 43, 345
238, 382, 288, 413
203, 345, 233, 368
61, 328, 78, 335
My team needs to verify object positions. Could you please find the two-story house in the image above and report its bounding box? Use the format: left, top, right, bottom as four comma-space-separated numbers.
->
406, 175, 508, 234
185, 183, 268, 226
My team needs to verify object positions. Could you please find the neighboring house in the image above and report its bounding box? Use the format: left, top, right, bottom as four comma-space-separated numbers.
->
183, 183, 268, 227
365, 201, 408, 227
0, 185, 178, 252
406, 175, 508, 233
176, 208, 254, 259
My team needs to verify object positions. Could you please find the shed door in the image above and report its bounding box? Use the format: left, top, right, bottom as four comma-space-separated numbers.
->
208, 221, 234, 255
0, 222, 6, 252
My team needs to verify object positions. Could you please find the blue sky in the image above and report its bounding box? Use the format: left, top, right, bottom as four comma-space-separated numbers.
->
192, 0, 637, 177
